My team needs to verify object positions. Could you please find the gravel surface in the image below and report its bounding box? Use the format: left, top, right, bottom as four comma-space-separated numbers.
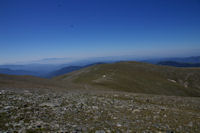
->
0, 89, 200, 133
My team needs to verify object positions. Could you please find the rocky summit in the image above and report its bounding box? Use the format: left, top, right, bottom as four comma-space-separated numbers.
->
0, 88, 199, 133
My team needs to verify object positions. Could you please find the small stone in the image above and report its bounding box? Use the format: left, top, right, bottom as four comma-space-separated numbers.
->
93, 116, 99, 120
54, 124, 59, 128
116, 123, 122, 127
153, 115, 158, 119
188, 121, 193, 127
72, 125, 77, 128
4, 106, 13, 110
113, 117, 117, 120
168, 79, 176, 83
92, 106, 98, 110
39, 102, 55, 107
5, 123, 9, 127
132, 109, 140, 113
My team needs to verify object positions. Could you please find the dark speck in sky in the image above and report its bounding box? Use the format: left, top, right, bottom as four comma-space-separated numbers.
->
70, 24, 75, 29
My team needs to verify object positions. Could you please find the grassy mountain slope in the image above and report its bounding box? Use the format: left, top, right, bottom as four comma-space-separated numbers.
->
54, 61, 200, 97
0, 74, 65, 90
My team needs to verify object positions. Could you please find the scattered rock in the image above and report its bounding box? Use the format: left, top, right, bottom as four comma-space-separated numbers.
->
92, 106, 99, 110
187, 121, 193, 127
116, 123, 122, 127
0, 89, 199, 132
168, 79, 176, 83
102, 75, 106, 78
132, 109, 140, 113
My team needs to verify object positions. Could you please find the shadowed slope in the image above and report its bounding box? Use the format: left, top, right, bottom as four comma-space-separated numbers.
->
0, 74, 65, 90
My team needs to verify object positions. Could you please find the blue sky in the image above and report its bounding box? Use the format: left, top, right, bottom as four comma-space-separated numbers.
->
0, 0, 200, 64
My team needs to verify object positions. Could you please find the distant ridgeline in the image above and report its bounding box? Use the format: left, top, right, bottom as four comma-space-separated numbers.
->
158, 61, 200, 67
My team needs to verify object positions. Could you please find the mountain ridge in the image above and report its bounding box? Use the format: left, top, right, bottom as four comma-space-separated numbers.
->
44, 62, 105, 78
54, 61, 200, 97
158, 61, 200, 67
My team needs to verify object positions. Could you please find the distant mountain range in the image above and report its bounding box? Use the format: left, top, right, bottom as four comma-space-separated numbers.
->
158, 61, 200, 67
0, 64, 59, 75
44, 62, 105, 78
0, 68, 40, 76
144, 56, 200, 64
165, 56, 200, 63
0, 62, 105, 78
0, 56, 200, 77
0, 56, 119, 76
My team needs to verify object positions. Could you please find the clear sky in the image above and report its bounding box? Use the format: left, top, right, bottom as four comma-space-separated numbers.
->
0, 0, 200, 64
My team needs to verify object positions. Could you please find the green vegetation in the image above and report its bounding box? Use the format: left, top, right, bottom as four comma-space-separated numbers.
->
55, 61, 200, 97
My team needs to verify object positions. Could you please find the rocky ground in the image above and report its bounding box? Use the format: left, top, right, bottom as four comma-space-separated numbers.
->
0, 88, 200, 133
